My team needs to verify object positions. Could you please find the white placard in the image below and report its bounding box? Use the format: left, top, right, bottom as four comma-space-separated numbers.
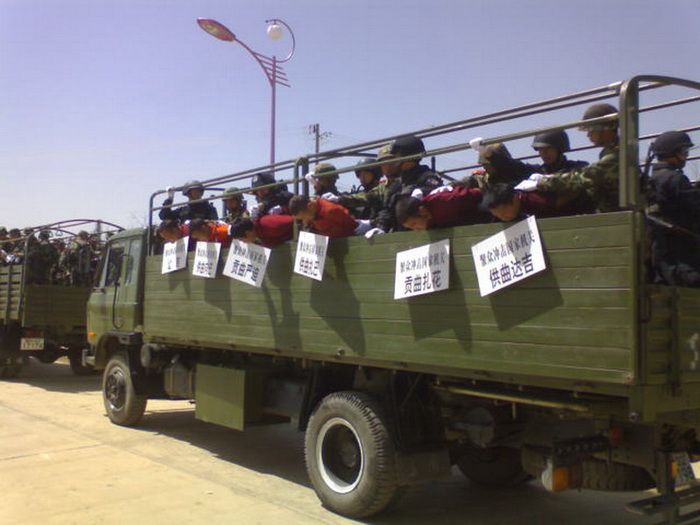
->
192, 241, 221, 278
394, 239, 451, 300
471, 216, 546, 297
161, 236, 189, 274
293, 231, 329, 281
223, 240, 271, 287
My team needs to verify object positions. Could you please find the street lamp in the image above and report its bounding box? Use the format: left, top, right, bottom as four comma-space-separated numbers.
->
197, 17, 295, 167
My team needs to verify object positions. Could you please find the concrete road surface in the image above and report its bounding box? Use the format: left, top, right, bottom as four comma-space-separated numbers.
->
0, 359, 659, 525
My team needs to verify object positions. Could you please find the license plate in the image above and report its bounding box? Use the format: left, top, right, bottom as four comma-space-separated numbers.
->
20, 338, 44, 351
672, 452, 696, 485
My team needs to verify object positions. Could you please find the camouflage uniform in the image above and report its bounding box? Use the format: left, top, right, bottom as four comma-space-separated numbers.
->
339, 182, 388, 223
59, 234, 93, 286
222, 187, 250, 225
537, 144, 620, 213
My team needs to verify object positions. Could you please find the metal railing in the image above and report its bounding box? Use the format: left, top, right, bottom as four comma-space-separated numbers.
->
146, 75, 700, 253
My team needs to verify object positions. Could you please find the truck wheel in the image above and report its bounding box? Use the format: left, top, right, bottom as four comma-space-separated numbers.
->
69, 350, 95, 376
581, 458, 655, 491
304, 391, 399, 518
0, 328, 22, 379
102, 352, 147, 426
456, 445, 530, 487
0, 363, 21, 378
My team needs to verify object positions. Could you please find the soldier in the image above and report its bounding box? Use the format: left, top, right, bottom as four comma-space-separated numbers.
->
7, 228, 27, 264
646, 131, 700, 286
474, 143, 534, 188
309, 163, 340, 198
530, 130, 589, 174
27, 230, 59, 284
248, 172, 294, 218
59, 231, 93, 286
159, 180, 219, 222
0, 227, 10, 264
518, 103, 621, 213
372, 135, 443, 235
338, 158, 386, 221
221, 187, 250, 224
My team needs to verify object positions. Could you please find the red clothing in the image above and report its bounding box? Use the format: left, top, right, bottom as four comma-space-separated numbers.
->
207, 223, 232, 247
310, 199, 357, 238
518, 191, 563, 217
422, 187, 488, 227
255, 214, 294, 247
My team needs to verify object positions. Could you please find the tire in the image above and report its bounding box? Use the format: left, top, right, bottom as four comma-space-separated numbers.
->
69, 350, 96, 376
102, 351, 147, 426
0, 327, 22, 379
456, 445, 531, 488
304, 391, 399, 519
581, 458, 655, 491
36, 347, 60, 364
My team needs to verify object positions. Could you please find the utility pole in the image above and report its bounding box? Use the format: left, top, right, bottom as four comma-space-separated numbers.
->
308, 123, 333, 161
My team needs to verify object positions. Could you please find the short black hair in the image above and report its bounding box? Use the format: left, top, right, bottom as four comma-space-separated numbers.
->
229, 219, 255, 238
188, 218, 209, 233
288, 195, 310, 215
394, 195, 422, 225
158, 219, 180, 231
482, 183, 517, 209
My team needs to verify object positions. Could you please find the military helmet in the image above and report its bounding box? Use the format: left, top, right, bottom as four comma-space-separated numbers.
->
223, 187, 244, 201
354, 157, 382, 179
313, 162, 339, 182
478, 143, 514, 165
77, 230, 89, 239
651, 131, 695, 158
376, 143, 396, 161
0, 227, 6, 236
389, 134, 426, 158
182, 180, 204, 196
250, 171, 276, 189
38, 230, 51, 240
22, 227, 33, 236
9, 228, 20, 237
579, 103, 618, 131
532, 129, 571, 152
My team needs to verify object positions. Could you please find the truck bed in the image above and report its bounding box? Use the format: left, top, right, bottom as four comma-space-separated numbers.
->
142, 212, 656, 396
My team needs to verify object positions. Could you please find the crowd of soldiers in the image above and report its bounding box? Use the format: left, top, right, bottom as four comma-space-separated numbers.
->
0, 227, 103, 286
156, 102, 699, 288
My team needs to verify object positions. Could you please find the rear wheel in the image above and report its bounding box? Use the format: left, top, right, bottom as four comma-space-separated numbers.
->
102, 351, 147, 426
304, 391, 400, 518
0, 326, 22, 379
581, 458, 655, 491
456, 445, 530, 487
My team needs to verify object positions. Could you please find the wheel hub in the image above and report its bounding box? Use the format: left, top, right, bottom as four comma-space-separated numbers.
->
316, 417, 364, 494
105, 369, 127, 410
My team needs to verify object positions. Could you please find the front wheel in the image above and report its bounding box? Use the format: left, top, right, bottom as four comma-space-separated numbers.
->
102, 351, 147, 426
304, 391, 400, 519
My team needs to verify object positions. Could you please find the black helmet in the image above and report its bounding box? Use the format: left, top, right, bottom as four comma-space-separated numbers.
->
182, 180, 204, 196
651, 131, 694, 158
313, 163, 339, 183
579, 103, 618, 131
38, 230, 51, 240
389, 134, 426, 158
223, 187, 244, 201
250, 171, 276, 189
532, 130, 571, 152
354, 157, 381, 179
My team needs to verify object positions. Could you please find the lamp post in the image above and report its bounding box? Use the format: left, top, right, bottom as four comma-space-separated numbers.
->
197, 17, 295, 167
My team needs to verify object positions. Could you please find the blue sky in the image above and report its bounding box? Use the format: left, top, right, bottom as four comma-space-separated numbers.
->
1, 0, 699, 228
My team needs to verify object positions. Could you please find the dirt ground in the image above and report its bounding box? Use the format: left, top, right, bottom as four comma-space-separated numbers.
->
0, 358, 659, 525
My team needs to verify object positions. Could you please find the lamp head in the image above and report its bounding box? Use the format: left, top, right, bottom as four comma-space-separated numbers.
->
197, 18, 236, 42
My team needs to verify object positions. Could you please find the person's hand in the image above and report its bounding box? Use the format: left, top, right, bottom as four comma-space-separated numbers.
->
321, 192, 340, 202
353, 220, 372, 235
514, 180, 538, 192
410, 188, 424, 199
250, 203, 263, 220
268, 205, 284, 215
429, 186, 454, 195
469, 137, 484, 150
364, 228, 385, 239
166, 186, 175, 200
305, 173, 315, 183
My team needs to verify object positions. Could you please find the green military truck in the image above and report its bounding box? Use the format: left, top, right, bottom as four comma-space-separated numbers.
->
86, 76, 700, 523
0, 219, 122, 377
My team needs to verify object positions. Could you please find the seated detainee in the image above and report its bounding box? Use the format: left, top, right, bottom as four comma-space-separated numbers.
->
288, 195, 358, 238
394, 186, 488, 231
188, 219, 232, 247
481, 183, 567, 222
229, 215, 294, 248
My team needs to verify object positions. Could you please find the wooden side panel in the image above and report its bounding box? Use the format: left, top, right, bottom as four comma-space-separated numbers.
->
144, 212, 638, 386
0, 265, 23, 323
22, 285, 91, 331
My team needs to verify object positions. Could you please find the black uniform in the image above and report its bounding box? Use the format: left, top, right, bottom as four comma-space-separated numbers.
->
376, 164, 443, 232
258, 188, 294, 216
537, 156, 589, 175
648, 162, 700, 286
159, 198, 219, 222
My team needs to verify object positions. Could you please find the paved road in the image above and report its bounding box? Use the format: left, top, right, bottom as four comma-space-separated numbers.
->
1, 359, 657, 525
